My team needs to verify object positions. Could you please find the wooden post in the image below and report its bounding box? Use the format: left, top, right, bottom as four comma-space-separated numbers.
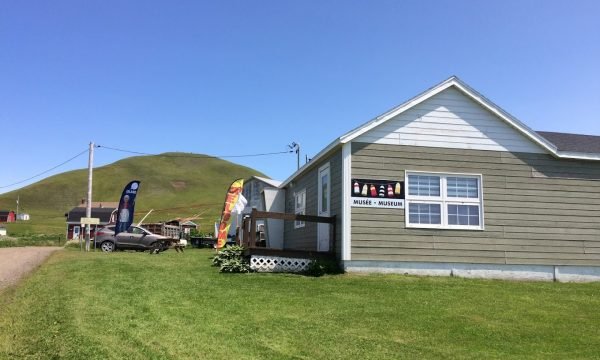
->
250, 208, 257, 248
243, 217, 250, 247
241, 217, 247, 247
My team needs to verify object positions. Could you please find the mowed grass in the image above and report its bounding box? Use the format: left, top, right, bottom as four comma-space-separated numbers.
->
1, 249, 599, 359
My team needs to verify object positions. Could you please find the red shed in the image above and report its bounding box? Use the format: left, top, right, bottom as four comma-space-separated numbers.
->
0, 210, 16, 223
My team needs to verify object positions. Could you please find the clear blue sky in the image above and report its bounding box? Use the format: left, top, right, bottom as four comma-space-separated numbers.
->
1, 0, 599, 195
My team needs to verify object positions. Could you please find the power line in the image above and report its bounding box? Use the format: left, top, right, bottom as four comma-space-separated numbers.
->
0, 148, 89, 189
96, 145, 293, 158
0, 144, 293, 190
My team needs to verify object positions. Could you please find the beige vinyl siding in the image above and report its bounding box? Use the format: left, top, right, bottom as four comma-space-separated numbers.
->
284, 150, 342, 252
351, 142, 600, 266
354, 87, 545, 154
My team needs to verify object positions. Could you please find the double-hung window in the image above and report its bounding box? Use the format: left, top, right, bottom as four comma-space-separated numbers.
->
405, 172, 483, 230
294, 189, 306, 229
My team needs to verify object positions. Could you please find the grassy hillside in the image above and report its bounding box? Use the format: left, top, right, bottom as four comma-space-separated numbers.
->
0, 153, 266, 235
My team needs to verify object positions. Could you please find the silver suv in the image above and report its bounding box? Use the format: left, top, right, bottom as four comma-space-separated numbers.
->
95, 225, 171, 253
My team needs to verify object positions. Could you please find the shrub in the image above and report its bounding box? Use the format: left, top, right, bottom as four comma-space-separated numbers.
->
212, 245, 252, 273
303, 258, 343, 277
219, 258, 252, 273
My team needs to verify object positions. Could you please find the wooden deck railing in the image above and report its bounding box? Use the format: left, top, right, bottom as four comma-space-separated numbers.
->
240, 208, 336, 253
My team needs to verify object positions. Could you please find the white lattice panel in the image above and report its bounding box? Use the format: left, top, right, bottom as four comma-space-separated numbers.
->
250, 255, 310, 273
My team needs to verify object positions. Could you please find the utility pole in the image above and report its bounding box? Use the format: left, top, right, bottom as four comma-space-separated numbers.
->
85, 142, 94, 252
288, 142, 300, 170
16, 195, 19, 221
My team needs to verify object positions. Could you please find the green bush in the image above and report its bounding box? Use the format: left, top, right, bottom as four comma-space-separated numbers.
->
190, 229, 213, 238
303, 258, 343, 277
219, 258, 252, 273
212, 245, 252, 273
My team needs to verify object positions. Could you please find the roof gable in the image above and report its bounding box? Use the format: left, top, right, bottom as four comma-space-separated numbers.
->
341, 77, 558, 152
281, 76, 600, 187
353, 86, 546, 154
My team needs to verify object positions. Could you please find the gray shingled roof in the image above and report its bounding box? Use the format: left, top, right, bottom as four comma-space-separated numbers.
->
537, 131, 600, 154
66, 207, 116, 223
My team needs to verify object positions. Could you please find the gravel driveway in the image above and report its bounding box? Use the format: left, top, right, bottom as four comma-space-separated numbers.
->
0, 247, 62, 290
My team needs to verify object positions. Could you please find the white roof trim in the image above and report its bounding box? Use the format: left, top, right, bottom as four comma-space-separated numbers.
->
281, 76, 600, 187
556, 151, 600, 161
250, 176, 282, 188
281, 139, 341, 187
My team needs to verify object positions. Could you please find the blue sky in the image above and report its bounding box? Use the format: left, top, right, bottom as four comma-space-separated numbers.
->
1, 0, 599, 195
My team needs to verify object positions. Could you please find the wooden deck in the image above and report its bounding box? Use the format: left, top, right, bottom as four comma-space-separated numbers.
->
239, 209, 337, 257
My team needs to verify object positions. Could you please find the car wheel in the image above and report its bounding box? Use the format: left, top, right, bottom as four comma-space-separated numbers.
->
101, 241, 115, 252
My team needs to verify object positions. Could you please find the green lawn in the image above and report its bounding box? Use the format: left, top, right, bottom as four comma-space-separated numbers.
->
1, 249, 599, 359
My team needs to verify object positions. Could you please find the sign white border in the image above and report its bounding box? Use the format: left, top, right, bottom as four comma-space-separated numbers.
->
351, 198, 404, 209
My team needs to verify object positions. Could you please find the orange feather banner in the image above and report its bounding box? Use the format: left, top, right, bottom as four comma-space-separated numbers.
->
216, 179, 244, 249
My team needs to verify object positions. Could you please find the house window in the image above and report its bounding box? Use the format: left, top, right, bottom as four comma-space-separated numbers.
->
294, 189, 306, 229
406, 172, 483, 230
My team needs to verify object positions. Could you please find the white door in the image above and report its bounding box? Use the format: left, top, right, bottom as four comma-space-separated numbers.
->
73, 226, 80, 240
317, 163, 330, 252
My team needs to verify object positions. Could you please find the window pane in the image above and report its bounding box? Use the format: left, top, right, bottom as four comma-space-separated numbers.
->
295, 190, 306, 228
408, 203, 441, 225
321, 174, 329, 213
448, 205, 480, 226
447, 177, 478, 198
408, 175, 441, 197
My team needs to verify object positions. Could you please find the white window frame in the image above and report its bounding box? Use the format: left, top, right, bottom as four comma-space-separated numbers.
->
405, 171, 484, 230
294, 188, 306, 229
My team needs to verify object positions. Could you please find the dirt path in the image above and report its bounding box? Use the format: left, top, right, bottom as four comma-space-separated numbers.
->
0, 247, 62, 290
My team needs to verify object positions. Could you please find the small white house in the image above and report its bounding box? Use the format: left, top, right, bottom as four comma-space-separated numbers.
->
17, 213, 30, 221
241, 176, 283, 247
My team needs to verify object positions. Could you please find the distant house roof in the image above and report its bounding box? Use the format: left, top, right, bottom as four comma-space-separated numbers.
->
248, 176, 282, 188
537, 131, 600, 154
0, 211, 12, 216
180, 220, 198, 227
165, 218, 198, 226
66, 207, 116, 223
76, 200, 119, 209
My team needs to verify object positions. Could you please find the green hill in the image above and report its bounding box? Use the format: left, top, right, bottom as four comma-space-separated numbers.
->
0, 153, 266, 236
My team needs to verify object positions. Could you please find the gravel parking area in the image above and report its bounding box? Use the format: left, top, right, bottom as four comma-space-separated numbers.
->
0, 247, 62, 290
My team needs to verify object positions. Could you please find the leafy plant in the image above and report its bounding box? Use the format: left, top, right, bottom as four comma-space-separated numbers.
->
190, 229, 214, 238
212, 245, 252, 273
219, 258, 252, 273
